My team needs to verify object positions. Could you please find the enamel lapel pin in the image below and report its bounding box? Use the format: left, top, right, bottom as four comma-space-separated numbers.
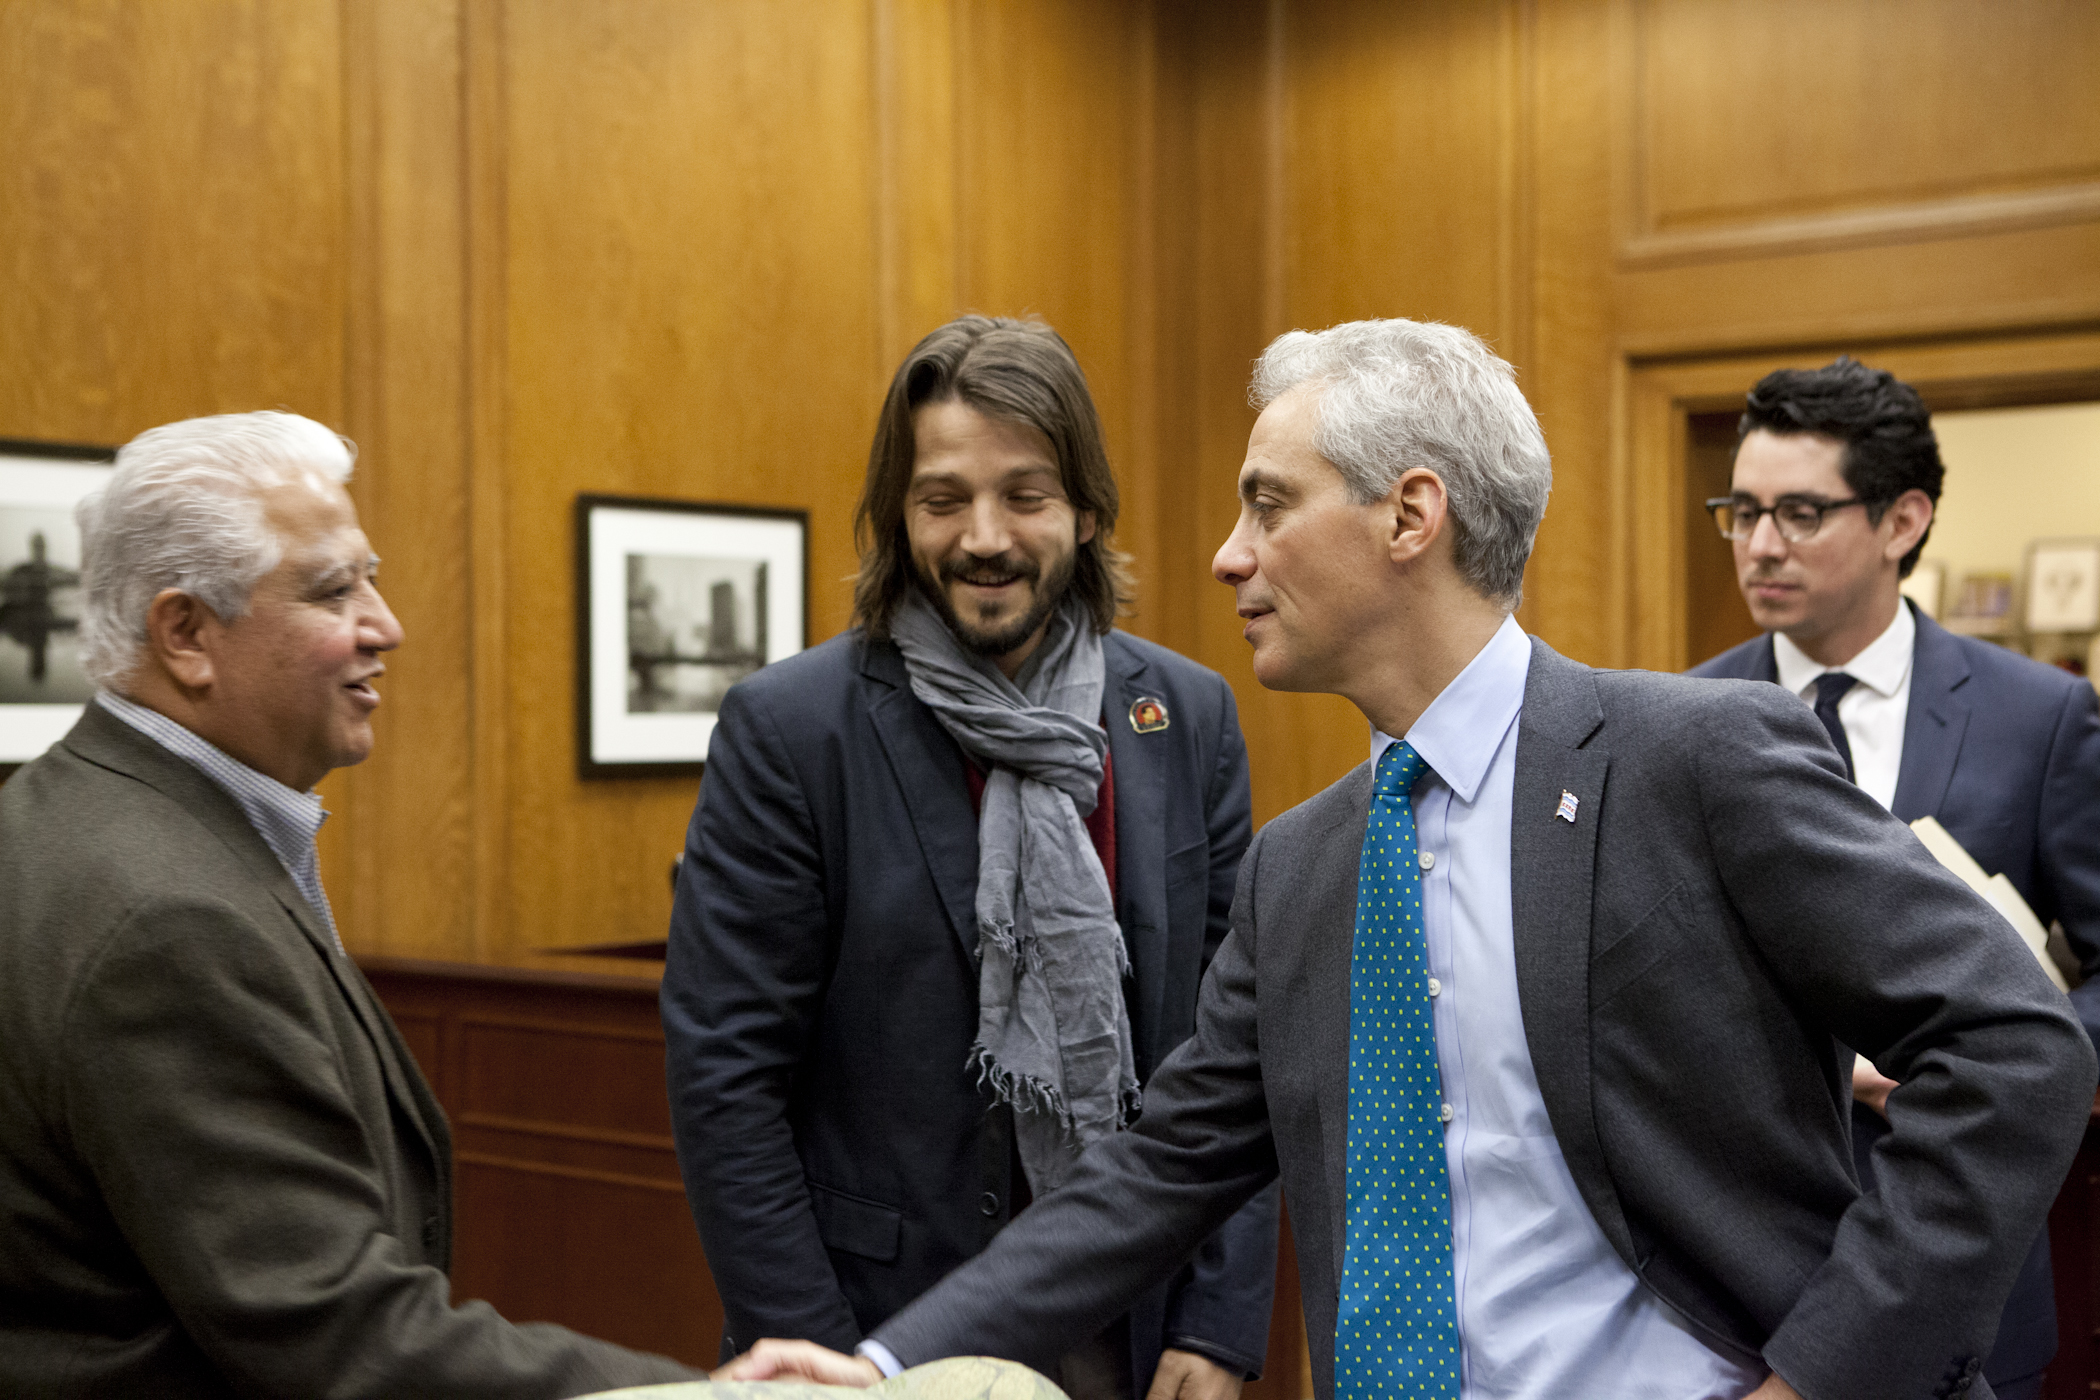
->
1129, 696, 1169, 734
1555, 789, 1580, 823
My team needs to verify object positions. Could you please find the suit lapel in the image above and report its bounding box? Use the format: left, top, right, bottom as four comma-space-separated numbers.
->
861, 639, 983, 958
1891, 608, 1972, 822
1101, 636, 1168, 1057
1747, 634, 1778, 684
1309, 766, 1374, 1283
64, 705, 445, 1166
1508, 640, 1635, 1260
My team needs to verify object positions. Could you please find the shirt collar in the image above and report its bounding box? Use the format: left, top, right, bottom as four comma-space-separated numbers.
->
94, 690, 329, 860
1371, 613, 1531, 804
1772, 598, 1916, 700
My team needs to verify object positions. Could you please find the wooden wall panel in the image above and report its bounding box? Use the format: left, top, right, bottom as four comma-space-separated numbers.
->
1515, 0, 1619, 666
1281, 0, 1524, 342
494, 0, 882, 956
949, 0, 1156, 632
1149, 0, 1270, 684
1629, 0, 2100, 261
320, 0, 476, 958
0, 0, 345, 442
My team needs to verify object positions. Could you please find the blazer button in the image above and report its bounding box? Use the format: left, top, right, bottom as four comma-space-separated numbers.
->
980, 1191, 1000, 1217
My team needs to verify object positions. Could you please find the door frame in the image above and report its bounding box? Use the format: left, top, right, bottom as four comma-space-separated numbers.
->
1621, 326, 2100, 672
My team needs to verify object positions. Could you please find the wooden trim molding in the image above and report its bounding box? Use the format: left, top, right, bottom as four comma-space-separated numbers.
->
1620, 185, 2100, 272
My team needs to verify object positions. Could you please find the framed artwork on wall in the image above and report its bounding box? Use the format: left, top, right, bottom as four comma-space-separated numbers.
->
1, 440, 115, 767
576, 494, 809, 779
2025, 538, 2100, 635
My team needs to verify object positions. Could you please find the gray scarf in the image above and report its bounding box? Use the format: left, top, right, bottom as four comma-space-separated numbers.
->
890, 591, 1140, 1194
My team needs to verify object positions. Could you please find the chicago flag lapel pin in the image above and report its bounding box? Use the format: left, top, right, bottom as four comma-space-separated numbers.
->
1555, 790, 1580, 823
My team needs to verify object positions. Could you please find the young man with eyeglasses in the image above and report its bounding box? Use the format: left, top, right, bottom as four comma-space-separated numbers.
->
1691, 356, 2100, 1400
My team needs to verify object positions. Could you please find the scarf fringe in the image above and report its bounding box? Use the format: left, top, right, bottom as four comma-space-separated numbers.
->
968, 1043, 1145, 1133
975, 917, 1043, 974
969, 1042, 1074, 1129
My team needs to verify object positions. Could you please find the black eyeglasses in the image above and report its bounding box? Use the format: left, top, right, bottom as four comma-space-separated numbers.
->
1706, 495, 1873, 544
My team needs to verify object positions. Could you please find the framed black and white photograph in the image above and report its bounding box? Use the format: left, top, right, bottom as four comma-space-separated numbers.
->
1, 440, 114, 766
577, 494, 808, 778
2025, 538, 2100, 635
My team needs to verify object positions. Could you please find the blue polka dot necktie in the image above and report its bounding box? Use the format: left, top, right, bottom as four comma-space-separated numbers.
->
1336, 740, 1459, 1399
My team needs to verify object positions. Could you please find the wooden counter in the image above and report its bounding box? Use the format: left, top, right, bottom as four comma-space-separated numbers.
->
360, 954, 719, 1368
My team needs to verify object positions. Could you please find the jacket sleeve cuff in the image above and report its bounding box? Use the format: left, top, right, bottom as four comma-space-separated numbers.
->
1167, 1335, 1264, 1381
857, 1339, 905, 1379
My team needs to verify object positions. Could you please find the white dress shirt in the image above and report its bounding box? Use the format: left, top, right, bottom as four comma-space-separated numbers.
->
1771, 601, 1916, 812
95, 690, 344, 953
1371, 616, 1763, 1399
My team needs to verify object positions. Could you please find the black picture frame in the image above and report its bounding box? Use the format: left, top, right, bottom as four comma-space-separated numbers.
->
575, 493, 810, 780
1, 438, 117, 780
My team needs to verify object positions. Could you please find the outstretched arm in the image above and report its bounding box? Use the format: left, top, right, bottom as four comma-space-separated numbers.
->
65, 902, 695, 1398
870, 842, 1283, 1376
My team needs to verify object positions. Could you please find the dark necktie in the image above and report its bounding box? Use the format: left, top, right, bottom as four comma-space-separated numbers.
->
1337, 740, 1460, 1398
1812, 671, 1860, 783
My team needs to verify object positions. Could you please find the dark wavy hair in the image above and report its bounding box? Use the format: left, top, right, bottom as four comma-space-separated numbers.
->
852, 315, 1135, 638
1738, 356, 1944, 576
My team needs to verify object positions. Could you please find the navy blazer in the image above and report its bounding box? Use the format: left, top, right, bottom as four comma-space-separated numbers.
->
662, 628, 1279, 1385
1692, 601, 2100, 1387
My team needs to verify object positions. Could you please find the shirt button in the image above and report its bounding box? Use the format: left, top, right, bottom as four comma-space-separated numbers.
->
1418, 850, 1435, 871
1440, 1103, 1455, 1123
1426, 977, 1442, 997
979, 1192, 999, 1217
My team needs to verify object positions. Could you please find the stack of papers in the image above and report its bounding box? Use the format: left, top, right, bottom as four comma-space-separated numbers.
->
1909, 816, 2070, 992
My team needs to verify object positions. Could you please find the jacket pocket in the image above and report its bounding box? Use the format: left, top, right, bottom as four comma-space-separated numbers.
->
1590, 880, 1691, 1007
809, 1182, 903, 1263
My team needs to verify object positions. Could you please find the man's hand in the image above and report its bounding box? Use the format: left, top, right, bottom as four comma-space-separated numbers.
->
1851, 1057, 1898, 1118
713, 1339, 882, 1386
1144, 1348, 1244, 1400
1744, 1372, 1804, 1399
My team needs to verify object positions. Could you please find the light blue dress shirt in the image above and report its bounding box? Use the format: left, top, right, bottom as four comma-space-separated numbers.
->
96, 690, 344, 955
1370, 617, 1764, 1400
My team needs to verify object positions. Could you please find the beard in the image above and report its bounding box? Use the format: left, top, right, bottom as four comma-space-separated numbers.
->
916, 547, 1079, 659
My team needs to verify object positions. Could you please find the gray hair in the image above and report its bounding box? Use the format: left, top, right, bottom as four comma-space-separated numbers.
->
77, 411, 356, 688
1250, 319, 1551, 607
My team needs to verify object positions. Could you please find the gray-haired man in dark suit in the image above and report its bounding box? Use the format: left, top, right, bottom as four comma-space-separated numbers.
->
721, 321, 2095, 1400
0, 412, 698, 1399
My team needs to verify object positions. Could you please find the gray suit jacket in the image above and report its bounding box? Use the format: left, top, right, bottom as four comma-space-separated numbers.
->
0, 705, 696, 1399
872, 638, 2097, 1400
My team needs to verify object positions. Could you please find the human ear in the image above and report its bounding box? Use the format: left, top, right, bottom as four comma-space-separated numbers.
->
1881, 489, 1934, 565
1387, 468, 1450, 565
1074, 508, 1098, 547
145, 589, 218, 692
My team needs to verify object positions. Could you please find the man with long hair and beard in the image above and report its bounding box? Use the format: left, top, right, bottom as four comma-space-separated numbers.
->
662, 316, 1281, 1400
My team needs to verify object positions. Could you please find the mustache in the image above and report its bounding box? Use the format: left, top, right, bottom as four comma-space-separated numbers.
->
940, 553, 1040, 587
